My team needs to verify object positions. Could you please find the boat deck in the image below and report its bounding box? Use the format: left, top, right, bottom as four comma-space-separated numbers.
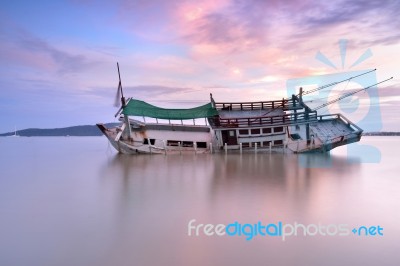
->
311, 119, 354, 141
286, 115, 361, 153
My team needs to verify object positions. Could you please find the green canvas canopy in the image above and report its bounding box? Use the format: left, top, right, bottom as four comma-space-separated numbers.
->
122, 99, 219, 120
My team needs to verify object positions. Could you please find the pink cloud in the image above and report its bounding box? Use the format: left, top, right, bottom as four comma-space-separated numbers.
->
98, 0, 399, 92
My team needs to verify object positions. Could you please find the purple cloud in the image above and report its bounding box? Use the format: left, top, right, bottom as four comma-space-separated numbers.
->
0, 16, 99, 75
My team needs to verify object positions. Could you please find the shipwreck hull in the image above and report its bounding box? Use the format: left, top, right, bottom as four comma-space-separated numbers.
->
98, 96, 363, 155
97, 123, 213, 155
97, 117, 362, 155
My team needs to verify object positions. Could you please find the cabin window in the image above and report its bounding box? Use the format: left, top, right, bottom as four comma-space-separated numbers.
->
239, 129, 249, 135
167, 140, 180, 146
229, 130, 235, 137
262, 128, 271, 134
196, 142, 207, 148
182, 141, 193, 147
274, 140, 283, 145
251, 129, 260, 135
274, 127, 284, 133
291, 133, 301, 140
143, 138, 155, 145
263, 141, 271, 146
241, 143, 250, 148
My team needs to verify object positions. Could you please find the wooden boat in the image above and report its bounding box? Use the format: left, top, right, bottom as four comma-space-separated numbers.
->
97, 64, 391, 154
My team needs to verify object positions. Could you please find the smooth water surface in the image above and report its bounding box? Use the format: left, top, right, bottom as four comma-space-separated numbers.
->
0, 137, 399, 266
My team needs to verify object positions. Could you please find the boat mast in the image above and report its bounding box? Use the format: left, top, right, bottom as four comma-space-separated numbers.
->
115, 62, 131, 140
117, 62, 126, 107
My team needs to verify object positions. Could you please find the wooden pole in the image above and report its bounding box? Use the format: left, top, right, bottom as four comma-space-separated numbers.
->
148, 138, 152, 154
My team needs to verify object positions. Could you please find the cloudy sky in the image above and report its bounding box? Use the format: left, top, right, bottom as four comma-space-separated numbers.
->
0, 0, 399, 132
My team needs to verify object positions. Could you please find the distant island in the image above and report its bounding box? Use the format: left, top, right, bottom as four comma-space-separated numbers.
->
362, 132, 400, 136
0, 123, 120, 137
0, 125, 398, 137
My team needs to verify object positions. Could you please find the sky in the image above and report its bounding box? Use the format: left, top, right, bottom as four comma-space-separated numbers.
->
0, 0, 399, 133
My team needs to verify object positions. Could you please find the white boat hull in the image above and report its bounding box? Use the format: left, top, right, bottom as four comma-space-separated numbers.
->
97, 113, 362, 155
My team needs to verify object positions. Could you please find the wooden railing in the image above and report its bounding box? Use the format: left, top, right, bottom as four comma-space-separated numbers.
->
210, 111, 318, 128
215, 99, 301, 111
317, 113, 363, 133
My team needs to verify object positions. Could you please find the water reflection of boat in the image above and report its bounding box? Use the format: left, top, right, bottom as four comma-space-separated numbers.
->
98, 64, 390, 155
99, 152, 361, 208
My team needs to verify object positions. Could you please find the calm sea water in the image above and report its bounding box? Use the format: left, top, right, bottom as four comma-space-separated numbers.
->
0, 136, 399, 266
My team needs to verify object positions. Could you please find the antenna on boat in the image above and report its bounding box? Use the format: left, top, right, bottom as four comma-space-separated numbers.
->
298, 69, 376, 97
313, 77, 393, 111
114, 62, 126, 107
